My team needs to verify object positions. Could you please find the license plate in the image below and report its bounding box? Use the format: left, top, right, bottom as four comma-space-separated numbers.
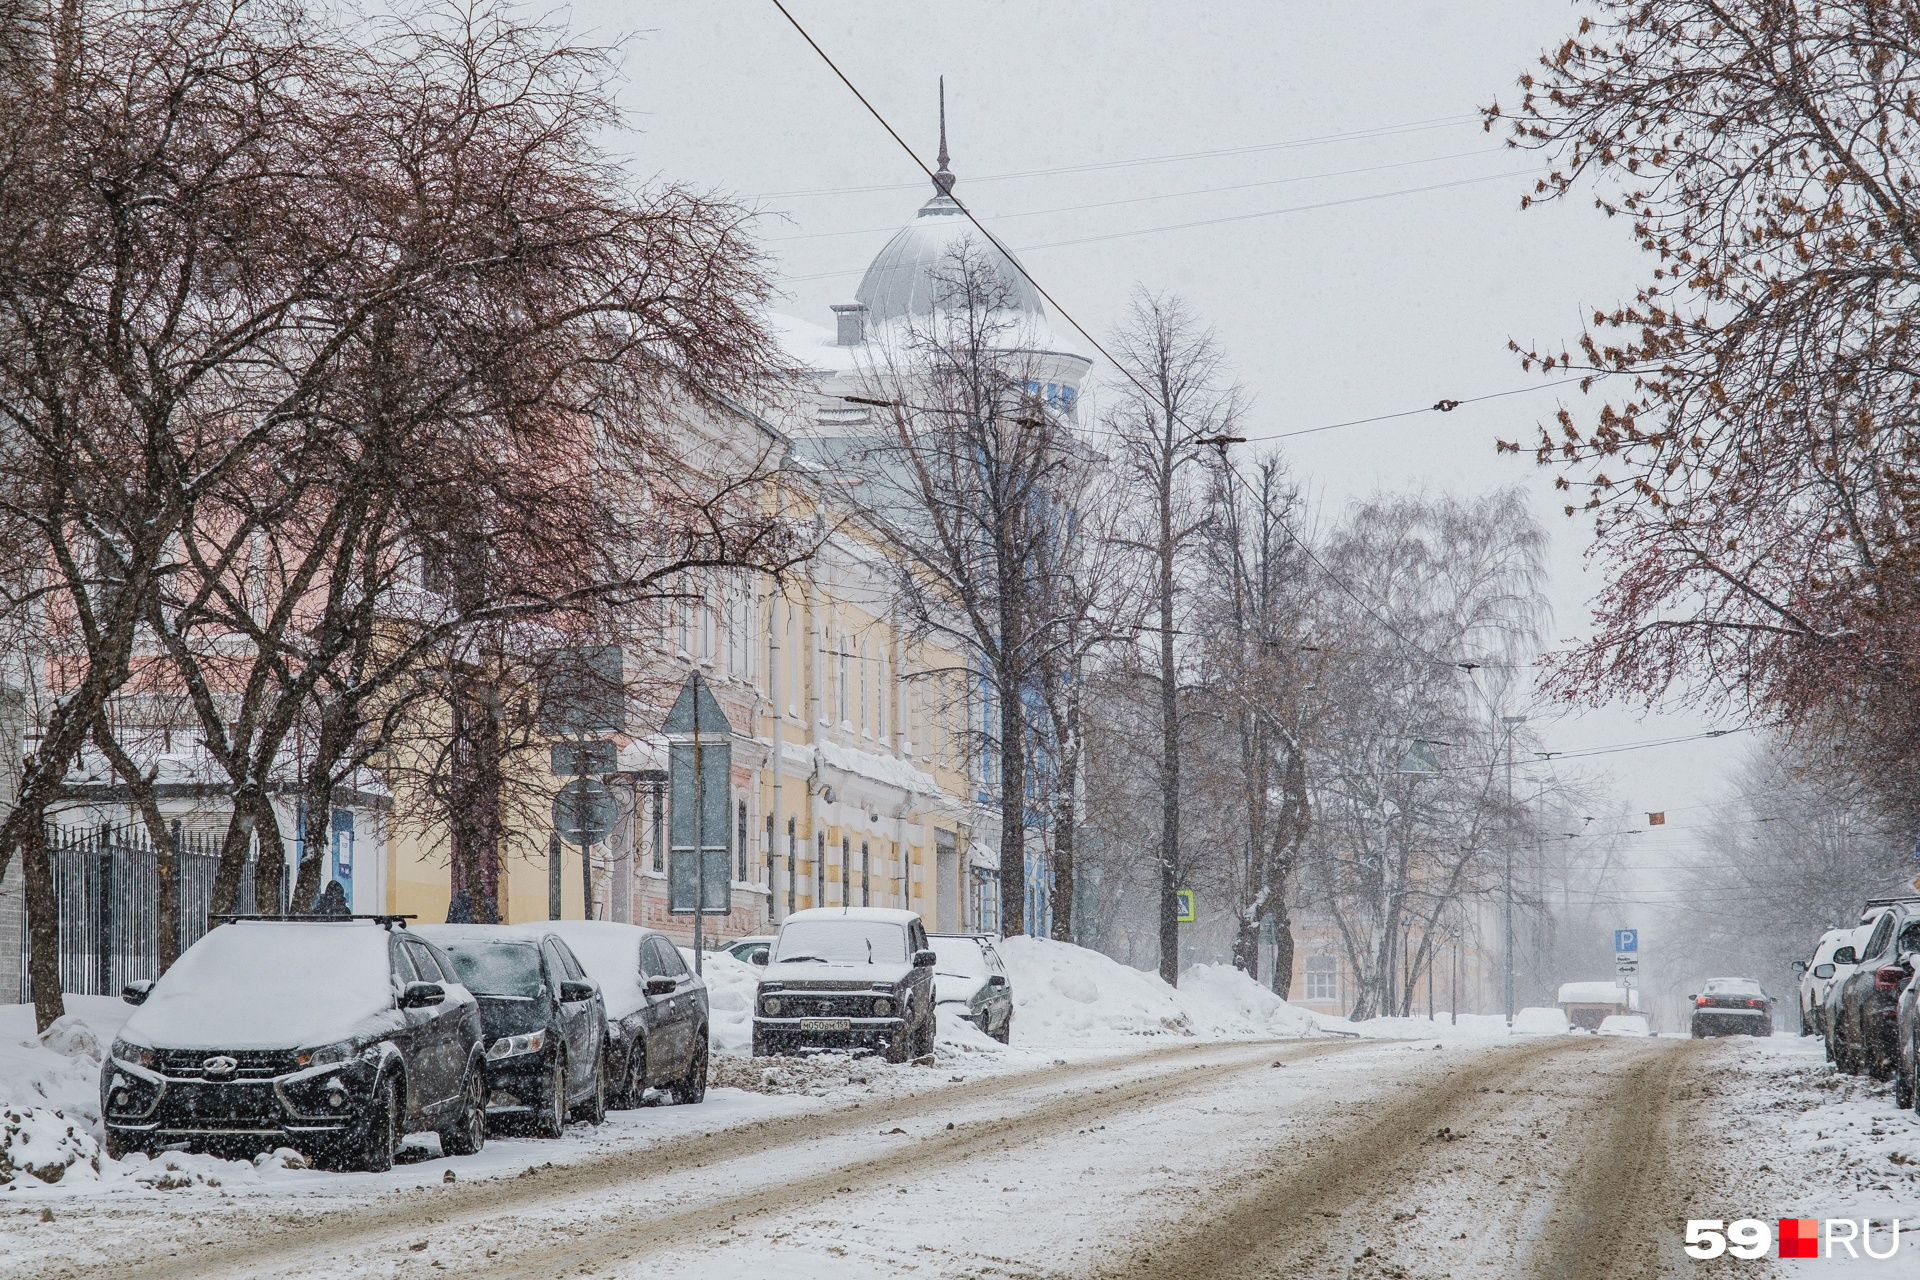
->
800, 1018, 851, 1032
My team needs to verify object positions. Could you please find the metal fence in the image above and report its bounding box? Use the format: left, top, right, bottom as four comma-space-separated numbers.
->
14, 822, 258, 1001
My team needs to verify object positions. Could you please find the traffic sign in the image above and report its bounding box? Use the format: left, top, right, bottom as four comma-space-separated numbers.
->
1614, 928, 1638, 954
551, 739, 617, 777
1175, 889, 1196, 923
552, 778, 616, 845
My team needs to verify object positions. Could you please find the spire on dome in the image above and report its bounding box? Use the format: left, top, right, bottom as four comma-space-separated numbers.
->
933, 76, 955, 197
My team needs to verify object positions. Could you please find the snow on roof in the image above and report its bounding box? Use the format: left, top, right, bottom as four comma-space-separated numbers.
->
122, 920, 400, 1051
532, 921, 657, 1019
779, 906, 923, 926
1557, 981, 1631, 1005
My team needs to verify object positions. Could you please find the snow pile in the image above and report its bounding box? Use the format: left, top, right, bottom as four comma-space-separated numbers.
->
0, 1106, 101, 1186
1510, 1006, 1572, 1035
1311, 1011, 1513, 1041
0, 997, 133, 1131
995, 937, 1316, 1048
1598, 1015, 1651, 1037
701, 951, 760, 1058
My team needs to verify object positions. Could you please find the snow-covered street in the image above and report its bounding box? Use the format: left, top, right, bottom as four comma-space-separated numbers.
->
7, 1011, 1917, 1279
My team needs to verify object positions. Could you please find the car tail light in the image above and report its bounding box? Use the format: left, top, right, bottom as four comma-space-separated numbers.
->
1746, 998, 1766, 1008
1695, 996, 1710, 1006
1874, 966, 1910, 992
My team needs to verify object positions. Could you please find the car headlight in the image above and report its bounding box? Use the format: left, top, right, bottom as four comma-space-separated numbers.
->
761, 996, 782, 1017
872, 997, 893, 1017
296, 1041, 356, 1069
110, 1037, 154, 1068
487, 1030, 546, 1060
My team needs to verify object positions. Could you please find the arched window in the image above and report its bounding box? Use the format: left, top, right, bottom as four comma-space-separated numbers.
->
1303, 955, 1338, 1002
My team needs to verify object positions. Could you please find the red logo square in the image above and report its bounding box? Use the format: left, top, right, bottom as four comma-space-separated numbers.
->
1778, 1218, 1819, 1259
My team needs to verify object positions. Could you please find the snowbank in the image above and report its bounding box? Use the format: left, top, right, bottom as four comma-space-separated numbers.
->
1511, 1006, 1572, 1035
0, 997, 133, 1127
994, 937, 1316, 1048
701, 951, 760, 1058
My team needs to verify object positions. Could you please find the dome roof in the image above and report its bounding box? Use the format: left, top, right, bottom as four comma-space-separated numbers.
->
853, 191, 1048, 327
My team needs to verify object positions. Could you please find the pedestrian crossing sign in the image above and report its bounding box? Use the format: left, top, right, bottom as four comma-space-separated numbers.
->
1176, 889, 1196, 923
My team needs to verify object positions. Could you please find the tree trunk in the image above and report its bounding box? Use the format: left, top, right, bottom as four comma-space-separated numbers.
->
448, 677, 502, 923
1049, 760, 1075, 943
21, 820, 64, 1033
1269, 904, 1295, 999
997, 674, 1026, 937
1157, 483, 1181, 987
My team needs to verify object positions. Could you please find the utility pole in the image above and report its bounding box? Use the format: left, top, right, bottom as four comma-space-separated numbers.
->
1502, 714, 1526, 1027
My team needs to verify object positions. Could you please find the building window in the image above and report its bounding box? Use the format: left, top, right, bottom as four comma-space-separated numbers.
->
815, 832, 825, 906
764, 814, 774, 887
840, 837, 851, 907
1303, 955, 1338, 1003
837, 635, 850, 725
860, 840, 870, 906
650, 782, 665, 873
736, 799, 748, 880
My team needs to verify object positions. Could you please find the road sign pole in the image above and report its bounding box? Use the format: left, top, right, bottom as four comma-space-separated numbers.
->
692, 721, 704, 977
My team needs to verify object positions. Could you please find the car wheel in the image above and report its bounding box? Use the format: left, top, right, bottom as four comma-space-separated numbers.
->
618, 1042, 647, 1109
916, 1011, 936, 1057
533, 1054, 567, 1139
993, 1011, 1011, 1045
1897, 1064, 1914, 1110
358, 1076, 400, 1173
573, 1049, 607, 1125
671, 1030, 708, 1105
441, 1059, 486, 1157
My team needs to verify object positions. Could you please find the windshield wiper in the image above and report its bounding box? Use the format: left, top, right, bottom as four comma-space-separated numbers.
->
866, 937, 873, 964
779, 954, 827, 964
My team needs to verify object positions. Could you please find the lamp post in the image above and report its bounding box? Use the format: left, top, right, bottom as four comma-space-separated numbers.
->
1501, 714, 1527, 1027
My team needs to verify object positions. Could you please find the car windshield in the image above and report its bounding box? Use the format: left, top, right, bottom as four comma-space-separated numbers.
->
930, 937, 987, 978
440, 942, 544, 997
774, 920, 909, 965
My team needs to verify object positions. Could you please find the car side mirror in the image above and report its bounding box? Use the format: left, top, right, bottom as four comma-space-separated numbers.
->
1791, 960, 1808, 975
913, 949, 937, 968
1833, 946, 1858, 965
559, 979, 596, 1004
644, 975, 677, 996
399, 981, 445, 1009
1813, 963, 1835, 979
987, 975, 1008, 988
749, 947, 770, 966
121, 980, 153, 1006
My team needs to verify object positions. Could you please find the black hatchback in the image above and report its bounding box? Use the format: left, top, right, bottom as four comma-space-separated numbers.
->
103, 917, 487, 1171
415, 925, 609, 1136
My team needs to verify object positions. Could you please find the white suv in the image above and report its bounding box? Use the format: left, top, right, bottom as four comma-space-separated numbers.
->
1795, 925, 1869, 1038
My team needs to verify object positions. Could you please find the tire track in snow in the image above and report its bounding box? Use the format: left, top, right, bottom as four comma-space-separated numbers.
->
39, 1037, 1353, 1280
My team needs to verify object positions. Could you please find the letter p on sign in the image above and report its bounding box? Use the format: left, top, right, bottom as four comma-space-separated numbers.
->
1779, 1218, 1819, 1259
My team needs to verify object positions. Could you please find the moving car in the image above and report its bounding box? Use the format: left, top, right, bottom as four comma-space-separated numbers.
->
750, 907, 937, 1062
930, 933, 1013, 1042
1794, 926, 1868, 1038
725, 935, 775, 964
538, 920, 709, 1108
1828, 901, 1920, 1079
102, 917, 486, 1171
416, 925, 608, 1135
1688, 977, 1775, 1038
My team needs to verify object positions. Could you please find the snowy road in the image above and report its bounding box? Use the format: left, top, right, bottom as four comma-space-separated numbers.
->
10, 1031, 1854, 1280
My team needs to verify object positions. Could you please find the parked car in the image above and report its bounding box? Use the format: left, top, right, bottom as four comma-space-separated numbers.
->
415, 925, 608, 1135
930, 933, 1013, 1043
1794, 926, 1868, 1038
750, 908, 937, 1062
1892, 943, 1920, 1111
725, 935, 775, 964
102, 917, 486, 1171
1828, 902, 1920, 1079
1689, 977, 1775, 1038
537, 920, 709, 1108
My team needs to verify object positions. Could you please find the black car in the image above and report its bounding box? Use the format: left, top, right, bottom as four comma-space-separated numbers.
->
102, 917, 487, 1171
537, 921, 709, 1107
1829, 902, 1920, 1080
415, 925, 608, 1136
1688, 977, 1775, 1038
751, 907, 938, 1062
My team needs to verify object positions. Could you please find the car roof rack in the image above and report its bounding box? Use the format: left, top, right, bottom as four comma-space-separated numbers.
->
1862, 896, 1920, 911
211, 913, 418, 930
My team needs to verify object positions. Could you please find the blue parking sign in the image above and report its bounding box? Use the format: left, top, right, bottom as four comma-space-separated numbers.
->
1614, 928, 1637, 953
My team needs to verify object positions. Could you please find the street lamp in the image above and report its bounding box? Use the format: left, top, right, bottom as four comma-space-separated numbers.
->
1501, 715, 1527, 1028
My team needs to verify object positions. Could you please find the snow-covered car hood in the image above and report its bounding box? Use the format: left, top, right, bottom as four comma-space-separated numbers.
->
762, 959, 914, 987
934, 971, 987, 1004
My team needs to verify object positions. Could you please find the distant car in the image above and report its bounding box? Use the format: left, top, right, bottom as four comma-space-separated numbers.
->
538, 921, 709, 1108
930, 933, 1013, 1043
1689, 978, 1775, 1038
751, 908, 937, 1062
1829, 903, 1920, 1079
416, 925, 608, 1136
1794, 926, 1868, 1038
102, 918, 487, 1171
1598, 1015, 1652, 1037
725, 935, 775, 964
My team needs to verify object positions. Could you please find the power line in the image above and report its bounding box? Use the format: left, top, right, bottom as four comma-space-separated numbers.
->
764, 146, 1512, 242
750, 114, 1483, 200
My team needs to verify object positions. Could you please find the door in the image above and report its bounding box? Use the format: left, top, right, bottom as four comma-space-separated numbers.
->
638, 936, 674, 1083
647, 937, 693, 1074
402, 939, 460, 1111
387, 942, 429, 1120
906, 920, 933, 1036
542, 939, 592, 1098
935, 831, 959, 933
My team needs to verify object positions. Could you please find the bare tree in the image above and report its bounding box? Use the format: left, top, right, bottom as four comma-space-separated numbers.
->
1107, 292, 1243, 985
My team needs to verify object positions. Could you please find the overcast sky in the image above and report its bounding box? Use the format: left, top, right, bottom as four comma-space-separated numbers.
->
567, 0, 1755, 891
